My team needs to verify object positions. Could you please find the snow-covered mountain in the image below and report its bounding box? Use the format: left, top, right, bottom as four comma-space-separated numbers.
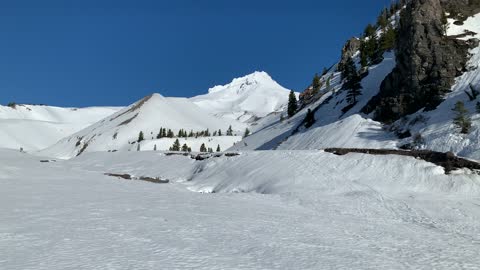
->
41, 94, 245, 159
191, 71, 296, 124
0, 104, 121, 151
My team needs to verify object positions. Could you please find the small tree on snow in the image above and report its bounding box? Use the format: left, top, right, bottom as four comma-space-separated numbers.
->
181, 143, 189, 152
216, 144, 221, 152
452, 101, 472, 134
226, 125, 233, 136
304, 109, 316, 128
287, 90, 298, 118
243, 128, 250, 138
138, 131, 144, 142
200, 143, 207, 153
171, 139, 181, 151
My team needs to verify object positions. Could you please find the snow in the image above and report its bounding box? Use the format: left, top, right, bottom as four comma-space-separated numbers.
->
40, 94, 245, 158
191, 71, 297, 124
0, 104, 120, 151
232, 52, 398, 151
2, 149, 480, 269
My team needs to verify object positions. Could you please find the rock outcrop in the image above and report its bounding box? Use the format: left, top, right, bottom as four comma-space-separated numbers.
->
338, 38, 361, 72
363, 0, 478, 123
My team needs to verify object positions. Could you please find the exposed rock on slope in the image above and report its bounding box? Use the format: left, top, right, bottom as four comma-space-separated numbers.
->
363, 0, 479, 123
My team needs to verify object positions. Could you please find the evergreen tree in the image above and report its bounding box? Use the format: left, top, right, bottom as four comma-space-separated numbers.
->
171, 139, 181, 151
453, 101, 472, 134
213, 130, 217, 136
346, 72, 363, 105
377, 9, 388, 29
187, 147, 192, 152
137, 144, 141, 151
154, 144, 157, 151
162, 128, 167, 138
208, 147, 213, 153
218, 129, 222, 136
138, 131, 144, 142
326, 76, 332, 91
244, 128, 250, 138
304, 109, 316, 128
167, 129, 174, 138
287, 90, 298, 117
216, 144, 221, 152
312, 73, 322, 94
157, 127, 163, 139
380, 25, 396, 51
226, 125, 233, 136
181, 143, 189, 152
343, 56, 363, 105
200, 143, 207, 152
363, 24, 376, 38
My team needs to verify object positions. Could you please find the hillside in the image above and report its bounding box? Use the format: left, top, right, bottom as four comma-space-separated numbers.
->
232, 1, 480, 161
40, 94, 245, 159
0, 104, 120, 151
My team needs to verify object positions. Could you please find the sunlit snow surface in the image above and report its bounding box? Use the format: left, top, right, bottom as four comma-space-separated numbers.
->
2, 149, 480, 269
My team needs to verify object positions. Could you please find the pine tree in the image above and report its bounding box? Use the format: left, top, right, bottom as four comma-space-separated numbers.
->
162, 128, 167, 138
287, 90, 298, 117
226, 125, 233, 136
304, 109, 316, 128
216, 144, 221, 152
346, 73, 363, 105
213, 130, 217, 136
312, 73, 321, 94
167, 129, 174, 138
218, 129, 222, 136
244, 128, 250, 138
154, 144, 157, 151
138, 131, 144, 142
343, 56, 363, 105
200, 143, 207, 153
380, 25, 396, 51
181, 143, 189, 152
363, 24, 377, 38
377, 9, 388, 29
171, 139, 181, 151
157, 128, 163, 139
208, 148, 213, 153
453, 101, 472, 134
326, 76, 332, 91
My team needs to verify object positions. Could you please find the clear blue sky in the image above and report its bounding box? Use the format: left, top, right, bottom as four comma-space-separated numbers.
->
0, 0, 393, 107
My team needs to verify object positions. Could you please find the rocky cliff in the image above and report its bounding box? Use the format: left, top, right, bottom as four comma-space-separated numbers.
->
362, 0, 480, 123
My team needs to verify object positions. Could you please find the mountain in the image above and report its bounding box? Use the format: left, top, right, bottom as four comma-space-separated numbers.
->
40, 94, 245, 158
0, 104, 121, 151
231, 0, 480, 160
191, 71, 296, 124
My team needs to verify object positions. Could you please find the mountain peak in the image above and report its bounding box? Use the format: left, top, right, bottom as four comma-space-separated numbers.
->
207, 71, 275, 94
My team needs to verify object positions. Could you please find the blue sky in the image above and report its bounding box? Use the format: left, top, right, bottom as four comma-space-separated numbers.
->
0, 0, 393, 107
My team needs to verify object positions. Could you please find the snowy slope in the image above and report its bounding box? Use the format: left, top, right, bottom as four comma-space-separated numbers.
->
231, 52, 398, 151
0, 104, 120, 151
191, 71, 296, 125
40, 94, 245, 158
2, 149, 480, 269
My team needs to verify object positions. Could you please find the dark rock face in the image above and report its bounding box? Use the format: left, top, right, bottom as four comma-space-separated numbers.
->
338, 38, 361, 72
363, 0, 477, 123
